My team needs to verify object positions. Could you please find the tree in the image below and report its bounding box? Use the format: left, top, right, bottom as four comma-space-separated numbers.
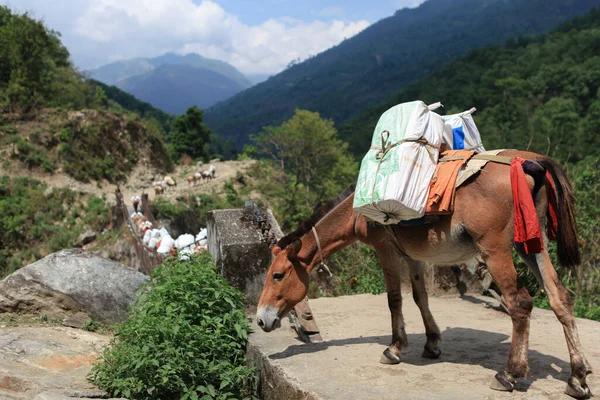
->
168, 106, 212, 162
253, 109, 357, 219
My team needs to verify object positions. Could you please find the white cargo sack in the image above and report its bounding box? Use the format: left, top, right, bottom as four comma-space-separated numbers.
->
441, 108, 485, 152
175, 234, 195, 249
148, 238, 158, 249
197, 228, 208, 241
353, 101, 444, 224
143, 230, 151, 245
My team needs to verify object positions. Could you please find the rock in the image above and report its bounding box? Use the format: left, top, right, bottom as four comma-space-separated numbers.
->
0, 249, 149, 323
61, 313, 91, 329
43, 187, 53, 198
0, 327, 113, 400
74, 230, 97, 248
207, 208, 283, 305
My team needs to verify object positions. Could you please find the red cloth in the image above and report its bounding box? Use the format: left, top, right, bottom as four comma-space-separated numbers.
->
511, 157, 543, 254
510, 159, 559, 254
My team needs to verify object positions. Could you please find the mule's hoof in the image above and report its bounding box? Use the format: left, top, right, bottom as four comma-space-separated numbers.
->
380, 348, 401, 365
565, 377, 591, 399
490, 371, 515, 392
422, 346, 441, 359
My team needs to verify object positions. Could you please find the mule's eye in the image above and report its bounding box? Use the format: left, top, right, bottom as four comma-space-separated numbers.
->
273, 272, 285, 281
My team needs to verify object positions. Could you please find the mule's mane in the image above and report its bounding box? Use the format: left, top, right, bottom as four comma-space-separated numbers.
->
275, 184, 355, 250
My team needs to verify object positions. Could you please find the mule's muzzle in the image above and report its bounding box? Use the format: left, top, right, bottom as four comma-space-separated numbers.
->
256, 306, 282, 332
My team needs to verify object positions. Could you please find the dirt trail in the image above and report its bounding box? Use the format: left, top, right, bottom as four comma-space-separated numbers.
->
0, 159, 255, 206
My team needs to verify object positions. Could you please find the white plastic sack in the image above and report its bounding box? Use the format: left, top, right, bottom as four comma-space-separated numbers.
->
198, 238, 207, 247
151, 229, 161, 239
197, 228, 208, 241
143, 230, 151, 245
148, 238, 158, 249
157, 245, 171, 255
353, 101, 444, 223
159, 227, 170, 237
441, 108, 485, 152
175, 234, 195, 249
161, 236, 175, 249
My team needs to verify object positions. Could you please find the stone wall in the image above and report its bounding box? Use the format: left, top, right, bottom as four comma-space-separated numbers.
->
207, 208, 283, 305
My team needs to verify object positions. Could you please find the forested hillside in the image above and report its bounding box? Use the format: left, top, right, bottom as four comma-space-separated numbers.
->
204, 0, 599, 148
343, 8, 600, 161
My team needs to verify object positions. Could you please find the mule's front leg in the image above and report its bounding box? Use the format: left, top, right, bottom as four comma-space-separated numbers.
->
380, 288, 408, 364
375, 245, 409, 365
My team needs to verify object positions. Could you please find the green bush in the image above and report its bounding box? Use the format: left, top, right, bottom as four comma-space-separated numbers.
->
89, 254, 255, 400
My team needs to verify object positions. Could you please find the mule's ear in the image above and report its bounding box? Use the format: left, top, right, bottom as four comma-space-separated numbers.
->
272, 246, 283, 255
287, 238, 302, 259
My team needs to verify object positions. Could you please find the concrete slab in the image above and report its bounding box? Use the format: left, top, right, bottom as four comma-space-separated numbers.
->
248, 294, 600, 400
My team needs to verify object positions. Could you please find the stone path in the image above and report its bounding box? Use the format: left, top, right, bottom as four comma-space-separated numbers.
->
248, 294, 600, 400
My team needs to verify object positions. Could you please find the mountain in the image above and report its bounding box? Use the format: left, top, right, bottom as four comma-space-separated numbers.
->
204, 0, 599, 148
115, 64, 249, 115
87, 58, 154, 86
342, 7, 600, 161
89, 52, 252, 88
247, 73, 272, 85
88, 53, 252, 114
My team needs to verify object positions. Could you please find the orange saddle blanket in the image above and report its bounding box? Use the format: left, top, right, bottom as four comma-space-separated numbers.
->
426, 150, 475, 215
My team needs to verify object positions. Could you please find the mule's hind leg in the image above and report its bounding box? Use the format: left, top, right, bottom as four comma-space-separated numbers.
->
519, 249, 593, 398
406, 258, 441, 359
375, 245, 409, 365
477, 241, 533, 392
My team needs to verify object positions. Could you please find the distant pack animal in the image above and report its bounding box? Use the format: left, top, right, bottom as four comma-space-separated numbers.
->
201, 171, 213, 181
256, 150, 592, 399
153, 184, 164, 195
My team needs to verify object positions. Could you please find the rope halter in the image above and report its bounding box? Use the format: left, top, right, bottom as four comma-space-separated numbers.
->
311, 226, 332, 277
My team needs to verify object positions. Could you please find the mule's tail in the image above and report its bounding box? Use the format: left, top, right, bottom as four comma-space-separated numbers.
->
536, 157, 581, 268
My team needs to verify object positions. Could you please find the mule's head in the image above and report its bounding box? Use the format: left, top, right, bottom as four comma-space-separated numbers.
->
256, 238, 310, 332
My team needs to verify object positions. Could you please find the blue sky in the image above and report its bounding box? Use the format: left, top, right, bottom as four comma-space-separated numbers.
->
213, 0, 418, 25
1, 0, 425, 74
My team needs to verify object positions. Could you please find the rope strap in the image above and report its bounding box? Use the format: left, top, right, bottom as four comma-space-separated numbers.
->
312, 226, 332, 277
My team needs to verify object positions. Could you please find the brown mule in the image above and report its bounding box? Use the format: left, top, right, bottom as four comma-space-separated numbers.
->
256, 150, 593, 398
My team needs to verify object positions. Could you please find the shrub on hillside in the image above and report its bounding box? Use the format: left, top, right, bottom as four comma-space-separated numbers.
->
0, 176, 111, 276
89, 253, 255, 400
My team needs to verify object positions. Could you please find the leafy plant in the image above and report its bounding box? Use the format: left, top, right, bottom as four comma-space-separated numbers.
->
89, 254, 255, 400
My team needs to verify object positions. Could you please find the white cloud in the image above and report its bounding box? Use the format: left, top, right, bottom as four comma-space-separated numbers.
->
5, 0, 369, 74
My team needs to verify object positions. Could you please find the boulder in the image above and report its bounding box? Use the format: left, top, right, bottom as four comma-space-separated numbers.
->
74, 230, 97, 247
0, 249, 148, 323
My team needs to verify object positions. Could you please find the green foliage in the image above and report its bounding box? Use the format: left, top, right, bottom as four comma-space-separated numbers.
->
0, 176, 111, 276
250, 109, 357, 230
168, 106, 212, 162
328, 244, 385, 296
0, 6, 96, 111
204, 0, 597, 147
344, 8, 600, 160
8, 134, 56, 172
152, 187, 245, 228
89, 254, 255, 400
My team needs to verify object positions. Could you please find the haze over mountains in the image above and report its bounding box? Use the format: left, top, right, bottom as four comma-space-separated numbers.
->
88, 53, 253, 114
203, 0, 599, 148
